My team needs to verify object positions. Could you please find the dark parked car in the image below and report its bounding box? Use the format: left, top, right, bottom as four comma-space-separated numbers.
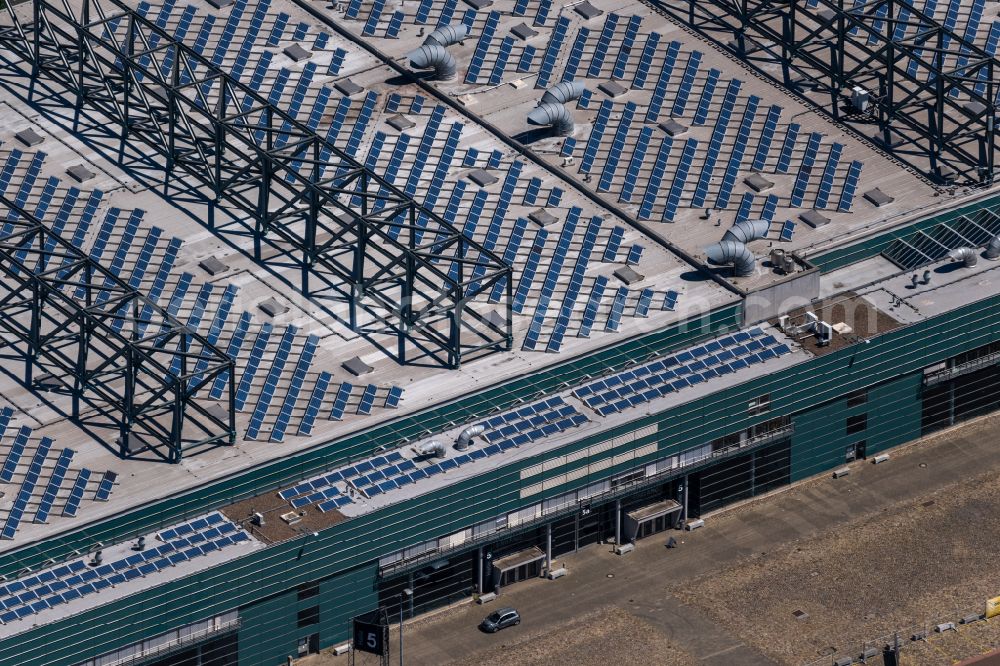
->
480, 607, 520, 633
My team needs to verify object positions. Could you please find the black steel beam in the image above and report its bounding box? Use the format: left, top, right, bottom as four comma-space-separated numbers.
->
649, 0, 1000, 185
0, 194, 236, 463
0, 0, 513, 368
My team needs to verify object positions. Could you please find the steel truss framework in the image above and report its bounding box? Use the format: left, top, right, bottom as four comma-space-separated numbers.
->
0, 194, 235, 464
655, 0, 1000, 185
0, 0, 513, 368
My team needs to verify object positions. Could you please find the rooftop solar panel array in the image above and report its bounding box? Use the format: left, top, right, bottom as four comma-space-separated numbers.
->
573, 328, 793, 416
383, 7, 865, 226
0, 513, 252, 624
475, 396, 588, 449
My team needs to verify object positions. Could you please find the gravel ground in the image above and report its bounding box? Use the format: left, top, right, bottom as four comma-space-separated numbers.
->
446, 606, 698, 666
900, 620, 1000, 666
676, 428, 1000, 665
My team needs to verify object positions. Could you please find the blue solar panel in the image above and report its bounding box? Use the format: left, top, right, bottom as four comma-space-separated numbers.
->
562, 26, 590, 82
776, 123, 801, 174
662, 290, 679, 311
34, 448, 74, 524
330, 382, 353, 420
690, 66, 722, 125
534, 0, 551, 25
637, 136, 673, 220
587, 13, 618, 77
612, 15, 642, 79
632, 32, 662, 89
645, 41, 682, 121
597, 102, 635, 192
0, 426, 30, 483
574, 328, 790, 413
357, 384, 377, 415
536, 15, 569, 88
838, 161, 863, 212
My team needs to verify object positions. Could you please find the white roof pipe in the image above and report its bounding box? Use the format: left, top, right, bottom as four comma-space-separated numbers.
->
423, 24, 469, 48
540, 81, 586, 105
407, 44, 458, 81
414, 440, 446, 458
985, 234, 1000, 260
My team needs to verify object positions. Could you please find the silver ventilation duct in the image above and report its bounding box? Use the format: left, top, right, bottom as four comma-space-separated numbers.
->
415, 440, 446, 458
527, 103, 575, 136
986, 233, 1000, 260
407, 24, 468, 80
947, 247, 978, 268
422, 24, 468, 48
455, 424, 485, 451
407, 45, 458, 80
705, 240, 756, 277
527, 83, 585, 136
722, 219, 771, 244
540, 81, 586, 105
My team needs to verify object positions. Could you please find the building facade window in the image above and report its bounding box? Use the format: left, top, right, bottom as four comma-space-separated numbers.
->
748, 393, 771, 416
297, 606, 319, 628
847, 389, 868, 408
846, 414, 868, 435
297, 582, 319, 601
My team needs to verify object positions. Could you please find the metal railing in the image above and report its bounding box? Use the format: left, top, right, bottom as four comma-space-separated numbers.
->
923, 350, 1000, 386
93, 617, 242, 666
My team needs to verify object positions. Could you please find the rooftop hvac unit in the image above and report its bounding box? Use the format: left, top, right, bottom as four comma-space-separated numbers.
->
817, 321, 833, 346
851, 86, 870, 113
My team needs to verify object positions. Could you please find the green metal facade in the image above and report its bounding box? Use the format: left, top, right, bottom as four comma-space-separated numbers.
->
2, 290, 998, 665
6, 200, 1000, 664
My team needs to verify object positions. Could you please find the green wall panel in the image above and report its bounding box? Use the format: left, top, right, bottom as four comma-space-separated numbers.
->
865, 374, 924, 456
238, 590, 298, 665
6, 294, 1000, 665
0, 305, 742, 580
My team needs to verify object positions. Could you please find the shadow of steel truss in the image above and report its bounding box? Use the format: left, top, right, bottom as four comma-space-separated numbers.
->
652, 0, 1000, 185
0, 194, 236, 463
0, 0, 513, 368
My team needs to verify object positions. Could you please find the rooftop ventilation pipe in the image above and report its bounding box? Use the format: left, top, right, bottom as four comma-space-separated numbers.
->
408, 45, 458, 81
422, 24, 469, 48
722, 219, 771, 244
455, 424, 485, 451
948, 247, 978, 268
705, 240, 756, 277
527, 103, 575, 136
415, 440, 446, 458
540, 81, 586, 105
407, 24, 469, 81
986, 234, 1000, 260
527, 82, 585, 136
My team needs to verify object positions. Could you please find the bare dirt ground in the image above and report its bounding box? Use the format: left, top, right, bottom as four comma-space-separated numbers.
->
304, 413, 1000, 666
677, 418, 1000, 665
449, 606, 699, 666
679, 470, 1000, 664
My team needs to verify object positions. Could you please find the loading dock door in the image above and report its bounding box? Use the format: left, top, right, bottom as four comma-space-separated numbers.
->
625, 499, 682, 542
491, 546, 546, 591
